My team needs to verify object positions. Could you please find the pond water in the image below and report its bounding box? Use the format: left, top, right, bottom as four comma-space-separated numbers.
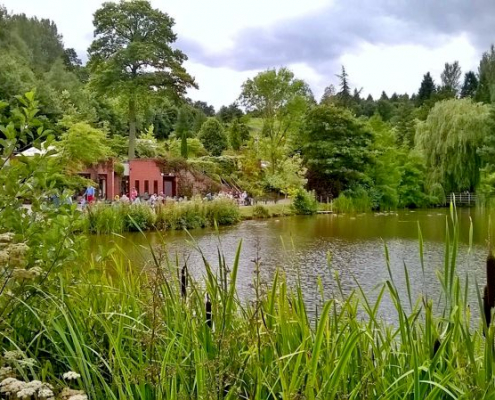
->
88, 208, 494, 322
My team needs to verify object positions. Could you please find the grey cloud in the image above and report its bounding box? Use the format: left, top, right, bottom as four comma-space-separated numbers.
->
180, 0, 495, 72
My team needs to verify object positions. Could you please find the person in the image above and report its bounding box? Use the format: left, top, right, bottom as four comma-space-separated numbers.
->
130, 187, 138, 202
157, 192, 164, 204
150, 193, 157, 206
114, 194, 120, 202
84, 185, 95, 204
121, 193, 130, 203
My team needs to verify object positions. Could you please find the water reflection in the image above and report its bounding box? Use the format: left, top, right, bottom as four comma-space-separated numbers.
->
87, 209, 493, 321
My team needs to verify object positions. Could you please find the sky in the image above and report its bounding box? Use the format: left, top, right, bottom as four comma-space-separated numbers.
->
1, 0, 492, 109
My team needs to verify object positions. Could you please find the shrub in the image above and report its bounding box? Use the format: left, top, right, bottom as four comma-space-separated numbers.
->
252, 205, 270, 219
205, 198, 241, 225
291, 189, 317, 215
125, 204, 156, 231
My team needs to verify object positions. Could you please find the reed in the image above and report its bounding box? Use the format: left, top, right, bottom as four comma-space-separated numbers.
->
3, 206, 495, 399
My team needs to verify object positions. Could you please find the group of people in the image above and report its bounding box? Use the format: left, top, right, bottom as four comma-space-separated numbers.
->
79, 185, 252, 207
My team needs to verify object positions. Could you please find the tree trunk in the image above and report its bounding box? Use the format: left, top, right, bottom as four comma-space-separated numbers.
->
128, 94, 137, 160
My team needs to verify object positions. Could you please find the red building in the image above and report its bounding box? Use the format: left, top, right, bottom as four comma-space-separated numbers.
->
128, 159, 177, 197
79, 159, 177, 200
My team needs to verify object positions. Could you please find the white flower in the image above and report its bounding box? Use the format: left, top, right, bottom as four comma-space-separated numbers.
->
0, 377, 24, 395
17, 387, 36, 398
68, 395, 88, 400
4, 350, 24, 361
38, 384, 54, 399
18, 358, 36, 367
0, 366, 12, 379
62, 371, 81, 380
0, 233, 14, 243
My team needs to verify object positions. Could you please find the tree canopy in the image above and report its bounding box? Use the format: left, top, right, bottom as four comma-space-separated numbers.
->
88, 0, 197, 160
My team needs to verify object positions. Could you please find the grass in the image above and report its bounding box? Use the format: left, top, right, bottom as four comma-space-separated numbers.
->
3, 204, 495, 399
83, 198, 241, 234
240, 203, 293, 219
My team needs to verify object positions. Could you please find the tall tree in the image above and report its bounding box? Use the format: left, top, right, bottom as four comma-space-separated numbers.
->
440, 61, 462, 97
175, 106, 191, 159
239, 67, 312, 174
416, 72, 436, 105
198, 117, 228, 156
460, 71, 479, 98
302, 105, 373, 197
88, 0, 197, 160
476, 45, 495, 103
336, 66, 352, 108
416, 98, 490, 193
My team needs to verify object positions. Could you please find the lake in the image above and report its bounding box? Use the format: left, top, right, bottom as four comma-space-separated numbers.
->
88, 208, 493, 322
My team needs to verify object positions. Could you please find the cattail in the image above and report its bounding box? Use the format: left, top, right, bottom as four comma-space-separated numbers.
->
205, 294, 212, 328
484, 285, 492, 328
180, 264, 187, 299
487, 251, 495, 307
433, 338, 441, 357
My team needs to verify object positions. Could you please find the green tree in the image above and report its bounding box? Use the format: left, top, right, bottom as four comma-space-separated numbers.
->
217, 103, 243, 123
239, 67, 312, 174
394, 101, 416, 147
302, 105, 373, 197
416, 98, 490, 193
336, 66, 352, 108
476, 45, 495, 103
198, 117, 228, 156
440, 61, 462, 97
460, 71, 479, 98
229, 119, 242, 151
416, 72, 436, 106
88, 0, 197, 160
181, 130, 188, 159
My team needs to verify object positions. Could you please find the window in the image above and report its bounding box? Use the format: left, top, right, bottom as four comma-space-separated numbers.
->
135, 180, 140, 194
144, 180, 149, 193
153, 180, 158, 194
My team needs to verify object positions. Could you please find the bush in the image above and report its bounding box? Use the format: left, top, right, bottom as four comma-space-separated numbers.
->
252, 205, 270, 219
205, 198, 241, 225
291, 189, 317, 215
125, 204, 156, 231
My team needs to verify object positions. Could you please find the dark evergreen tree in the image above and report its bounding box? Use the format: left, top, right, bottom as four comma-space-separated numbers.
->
336, 66, 352, 108
460, 71, 479, 98
417, 72, 436, 105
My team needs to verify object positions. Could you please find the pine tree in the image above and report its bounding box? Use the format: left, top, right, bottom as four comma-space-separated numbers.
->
180, 131, 188, 159
336, 66, 351, 108
417, 72, 436, 105
460, 71, 479, 98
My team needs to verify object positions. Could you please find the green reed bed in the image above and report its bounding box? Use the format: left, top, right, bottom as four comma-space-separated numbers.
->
3, 206, 495, 399
84, 198, 241, 234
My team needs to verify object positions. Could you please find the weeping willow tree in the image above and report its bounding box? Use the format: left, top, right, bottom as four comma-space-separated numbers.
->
416, 98, 490, 194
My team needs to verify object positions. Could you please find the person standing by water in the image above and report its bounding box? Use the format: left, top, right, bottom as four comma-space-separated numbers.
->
84, 185, 95, 204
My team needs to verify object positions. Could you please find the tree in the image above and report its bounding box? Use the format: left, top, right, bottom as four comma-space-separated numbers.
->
336, 66, 352, 108
476, 45, 495, 103
193, 100, 215, 117
302, 105, 373, 197
229, 119, 242, 151
175, 107, 191, 158
198, 117, 228, 156
460, 71, 479, 98
239, 67, 312, 174
88, 0, 197, 160
217, 103, 243, 123
416, 98, 490, 193
440, 61, 462, 97
394, 101, 416, 147
416, 72, 436, 105
320, 84, 336, 104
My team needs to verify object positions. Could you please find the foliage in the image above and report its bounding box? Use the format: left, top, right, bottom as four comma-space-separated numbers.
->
416, 72, 436, 106
460, 71, 479, 98
240, 67, 312, 174
303, 105, 373, 197
229, 119, 242, 150
440, 61, 462, 97
0, 92, 81, 318
198, 117, 228, 156
136, 126, 163, 158
57, 121, 113, 172
169, 138, 207, 159
264, 153, 307, 194
217, 103, 243, 123
252, 204, 270, 219
416, 98, 490, 193
88, 0, 197, 159
291, 188, 317, 215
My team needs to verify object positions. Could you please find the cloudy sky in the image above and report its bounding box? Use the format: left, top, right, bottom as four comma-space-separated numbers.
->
2, 0, 492, 109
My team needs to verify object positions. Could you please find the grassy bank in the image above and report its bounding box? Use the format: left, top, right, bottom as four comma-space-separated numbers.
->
3, 207, 495, 398
239, 203, 293, 219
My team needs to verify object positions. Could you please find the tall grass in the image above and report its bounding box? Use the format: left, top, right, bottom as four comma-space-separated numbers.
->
85, 198, 240, 234
3, 205, 495, 399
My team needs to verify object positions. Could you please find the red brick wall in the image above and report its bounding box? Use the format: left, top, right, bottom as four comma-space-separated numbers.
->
80, 160, 116, 200
129, 159, 163, 195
